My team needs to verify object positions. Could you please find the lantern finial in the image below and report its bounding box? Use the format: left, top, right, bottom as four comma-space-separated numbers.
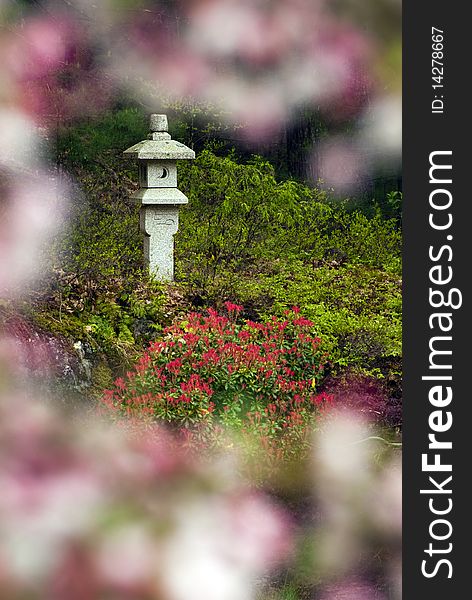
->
149, 114, 168, 133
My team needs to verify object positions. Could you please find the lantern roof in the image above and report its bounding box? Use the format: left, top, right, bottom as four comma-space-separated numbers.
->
130, 188, 189, 205
123, 114, 195, 160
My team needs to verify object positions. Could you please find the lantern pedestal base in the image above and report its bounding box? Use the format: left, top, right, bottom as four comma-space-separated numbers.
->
140, 205, 179, 281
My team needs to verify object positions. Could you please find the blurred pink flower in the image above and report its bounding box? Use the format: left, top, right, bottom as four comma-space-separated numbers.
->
312, 411, 401, 582
4, 15, 112, 124
96, 525, 156, 594
0, 397, 103, 585
0, 110, 44, 170
314, 22, 372, 119
205, 78, 288, 141
360, 95, 402, 164
187, 0, 263, 59
152, 51, 212, 98
0, 171, 68, 295
0, 391, 292, 599
186, 0, 322, 66
6, 17, 71, 80
161, 491, 291, 600
370, 458, 402, 535
108, 0, 376, 141
315, 137, 368, 194
313, 93, 401, 193
0, 317, 80, 385
320, 579, 386, 600
0, 0, 399, 160
226, 492, 292, 569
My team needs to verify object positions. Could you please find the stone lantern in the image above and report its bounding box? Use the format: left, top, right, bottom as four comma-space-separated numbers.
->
123, 114, 195, 280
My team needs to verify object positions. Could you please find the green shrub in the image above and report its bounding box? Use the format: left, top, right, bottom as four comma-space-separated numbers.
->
103, 305, 333, 459
177, 150, 400, 275
174, 150, 401, 381
56, 108, 148, 170
47, 113, 401, 396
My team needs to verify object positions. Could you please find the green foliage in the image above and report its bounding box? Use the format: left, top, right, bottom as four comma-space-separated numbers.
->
386, 190, 403, 222
177, 150, 400, 278
56, 107, 148, 170
45, 111, 401, 398
43, 109, 171, 360
266, 262, 402, 363
59, 208, 142, 290
34, 275, 167, 363
104, 306, 333, 461
164, 98, 243, 154
175, 150, 401, 381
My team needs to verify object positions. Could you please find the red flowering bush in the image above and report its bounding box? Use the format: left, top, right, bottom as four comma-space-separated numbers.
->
103, 305, 332, 453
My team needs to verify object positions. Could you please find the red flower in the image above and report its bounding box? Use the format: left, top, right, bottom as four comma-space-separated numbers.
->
166, 358, 183, 374
224, 301, 244, 314
114, 378, 126, 390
